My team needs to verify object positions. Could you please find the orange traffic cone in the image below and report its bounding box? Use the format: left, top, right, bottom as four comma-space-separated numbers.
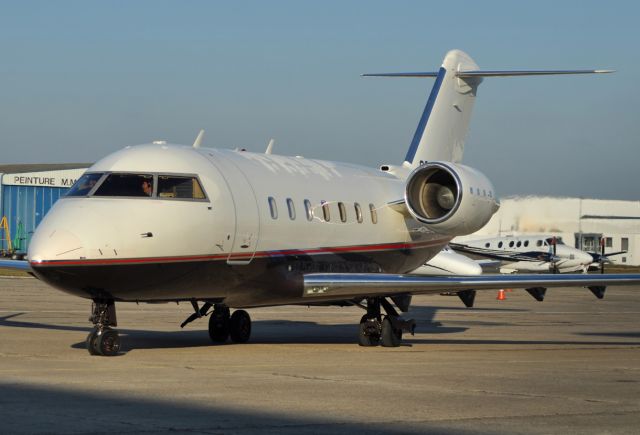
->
497, 289, 506, 300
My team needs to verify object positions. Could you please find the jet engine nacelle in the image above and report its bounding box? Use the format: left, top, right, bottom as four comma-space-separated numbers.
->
404, 162, 499, 236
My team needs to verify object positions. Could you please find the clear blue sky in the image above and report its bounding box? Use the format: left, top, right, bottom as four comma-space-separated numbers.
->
1, 1, 638, 199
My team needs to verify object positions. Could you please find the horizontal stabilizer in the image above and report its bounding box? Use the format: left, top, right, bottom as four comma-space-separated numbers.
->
362, 70, 614, 79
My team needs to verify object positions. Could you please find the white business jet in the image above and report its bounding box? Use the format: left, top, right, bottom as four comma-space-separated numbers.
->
450, 235, 597, 273
413, 246, 483, 275
10, 49, 639, 356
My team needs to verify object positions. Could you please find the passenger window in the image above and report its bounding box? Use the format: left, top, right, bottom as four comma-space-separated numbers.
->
516, 241, 521, 247
537, 240, 542, 247
338, 202, 347, 223
485, 242, 490, 248
268, 197, 278, 219
524, 240, 529, 247
498, 241, 503, 248
369, 203, 378, 224
66, 173, 104, 197
509, 241, 514, 248
355, 203, 363, 223
287, 198, 296, 220
157, 175, 206, 199
93, 173, 154, 197
304, 199, 313, 221
322, 201, 330, 222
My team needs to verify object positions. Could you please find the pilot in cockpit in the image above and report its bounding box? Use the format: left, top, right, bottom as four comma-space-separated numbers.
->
142, 180, 153, 196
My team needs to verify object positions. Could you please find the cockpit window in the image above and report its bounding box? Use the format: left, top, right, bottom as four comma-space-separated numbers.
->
66, 173, 104, 197
157, 176, 206, 199
93, 173, 154, 197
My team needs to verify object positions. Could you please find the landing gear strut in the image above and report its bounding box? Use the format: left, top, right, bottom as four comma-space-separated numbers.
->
358, 297, 415, 348
86, 300, 120, 356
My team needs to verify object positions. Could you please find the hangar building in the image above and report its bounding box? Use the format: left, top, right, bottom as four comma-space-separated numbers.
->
471, 196, 640, 266
0, 164, 88, 256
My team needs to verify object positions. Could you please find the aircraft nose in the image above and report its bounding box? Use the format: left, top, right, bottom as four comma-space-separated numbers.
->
27, 200, 93, 264
28, 226, 86, 264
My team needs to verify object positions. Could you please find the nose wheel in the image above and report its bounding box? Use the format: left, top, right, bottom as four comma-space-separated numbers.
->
86, 300, 120, 356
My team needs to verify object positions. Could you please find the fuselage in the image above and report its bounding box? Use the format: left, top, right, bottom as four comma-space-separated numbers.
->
28, 143, 451, 306
453, 235, 594, 273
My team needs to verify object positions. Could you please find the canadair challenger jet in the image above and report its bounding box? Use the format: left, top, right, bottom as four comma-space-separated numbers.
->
9, 49, 640, 356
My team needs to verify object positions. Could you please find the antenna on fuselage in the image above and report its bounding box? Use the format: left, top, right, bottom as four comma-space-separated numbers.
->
265, 138, 275, 154
192, 129, 205, 148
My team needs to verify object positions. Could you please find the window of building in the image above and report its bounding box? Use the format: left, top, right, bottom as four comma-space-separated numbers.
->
268, 197, 278, 219
622, 237, 629, 251
93, 173, 154, 197
354, 203, 363, 223
304, 199, 313, 221
322, 201, 330, 222
470, 187, 474, 195
157, 175, 206, 199
369, 203, 378, 224
66, 173, 104, 197
606, 237, 613, 248
286, 198, 296, 220
338, 202, 347, 222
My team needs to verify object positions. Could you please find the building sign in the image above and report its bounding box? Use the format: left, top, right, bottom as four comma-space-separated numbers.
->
2, 169, 87, 188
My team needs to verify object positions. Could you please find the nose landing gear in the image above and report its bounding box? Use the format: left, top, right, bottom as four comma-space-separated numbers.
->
86, 300, 120, 356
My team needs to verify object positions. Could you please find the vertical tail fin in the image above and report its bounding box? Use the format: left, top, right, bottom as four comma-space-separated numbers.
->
363, 49, 612, 169
403, 50, 480, 167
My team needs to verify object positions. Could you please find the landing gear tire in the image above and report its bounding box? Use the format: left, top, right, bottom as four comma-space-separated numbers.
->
358, 315, 380, 347
96, 329, 121, 356
380, 317, 402, 348
86, 329, 100, 356
229, 310, 251, 343
86, 300, 119, 356
208, 308, 230, 343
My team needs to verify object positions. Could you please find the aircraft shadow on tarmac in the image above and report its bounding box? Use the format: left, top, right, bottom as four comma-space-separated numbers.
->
0, 383, 473, 435
2, 305, 639, 354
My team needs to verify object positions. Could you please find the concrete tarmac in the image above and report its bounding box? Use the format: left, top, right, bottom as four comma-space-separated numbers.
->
1, 277, 639, 434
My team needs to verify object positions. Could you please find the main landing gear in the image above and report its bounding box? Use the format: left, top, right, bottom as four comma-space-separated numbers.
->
86, 300, 120, 356
358, 297, 415, 347
181, 301, 252, 344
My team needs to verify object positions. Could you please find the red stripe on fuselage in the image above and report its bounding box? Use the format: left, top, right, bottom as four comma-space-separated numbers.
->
29, 238, 448, 267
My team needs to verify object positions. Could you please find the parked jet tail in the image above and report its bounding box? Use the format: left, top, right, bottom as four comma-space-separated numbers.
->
363, 49, 613, 169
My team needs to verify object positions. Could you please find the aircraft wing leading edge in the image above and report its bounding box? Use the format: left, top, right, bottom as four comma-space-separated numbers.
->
303, 273, 640, 301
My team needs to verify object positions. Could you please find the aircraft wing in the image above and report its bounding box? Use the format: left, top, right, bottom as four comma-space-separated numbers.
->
303, 273, 640, 301
0, 259, 32, 272
449, 242, 553, 262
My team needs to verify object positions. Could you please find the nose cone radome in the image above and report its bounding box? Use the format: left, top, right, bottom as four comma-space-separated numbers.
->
28, 199, 99, 264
